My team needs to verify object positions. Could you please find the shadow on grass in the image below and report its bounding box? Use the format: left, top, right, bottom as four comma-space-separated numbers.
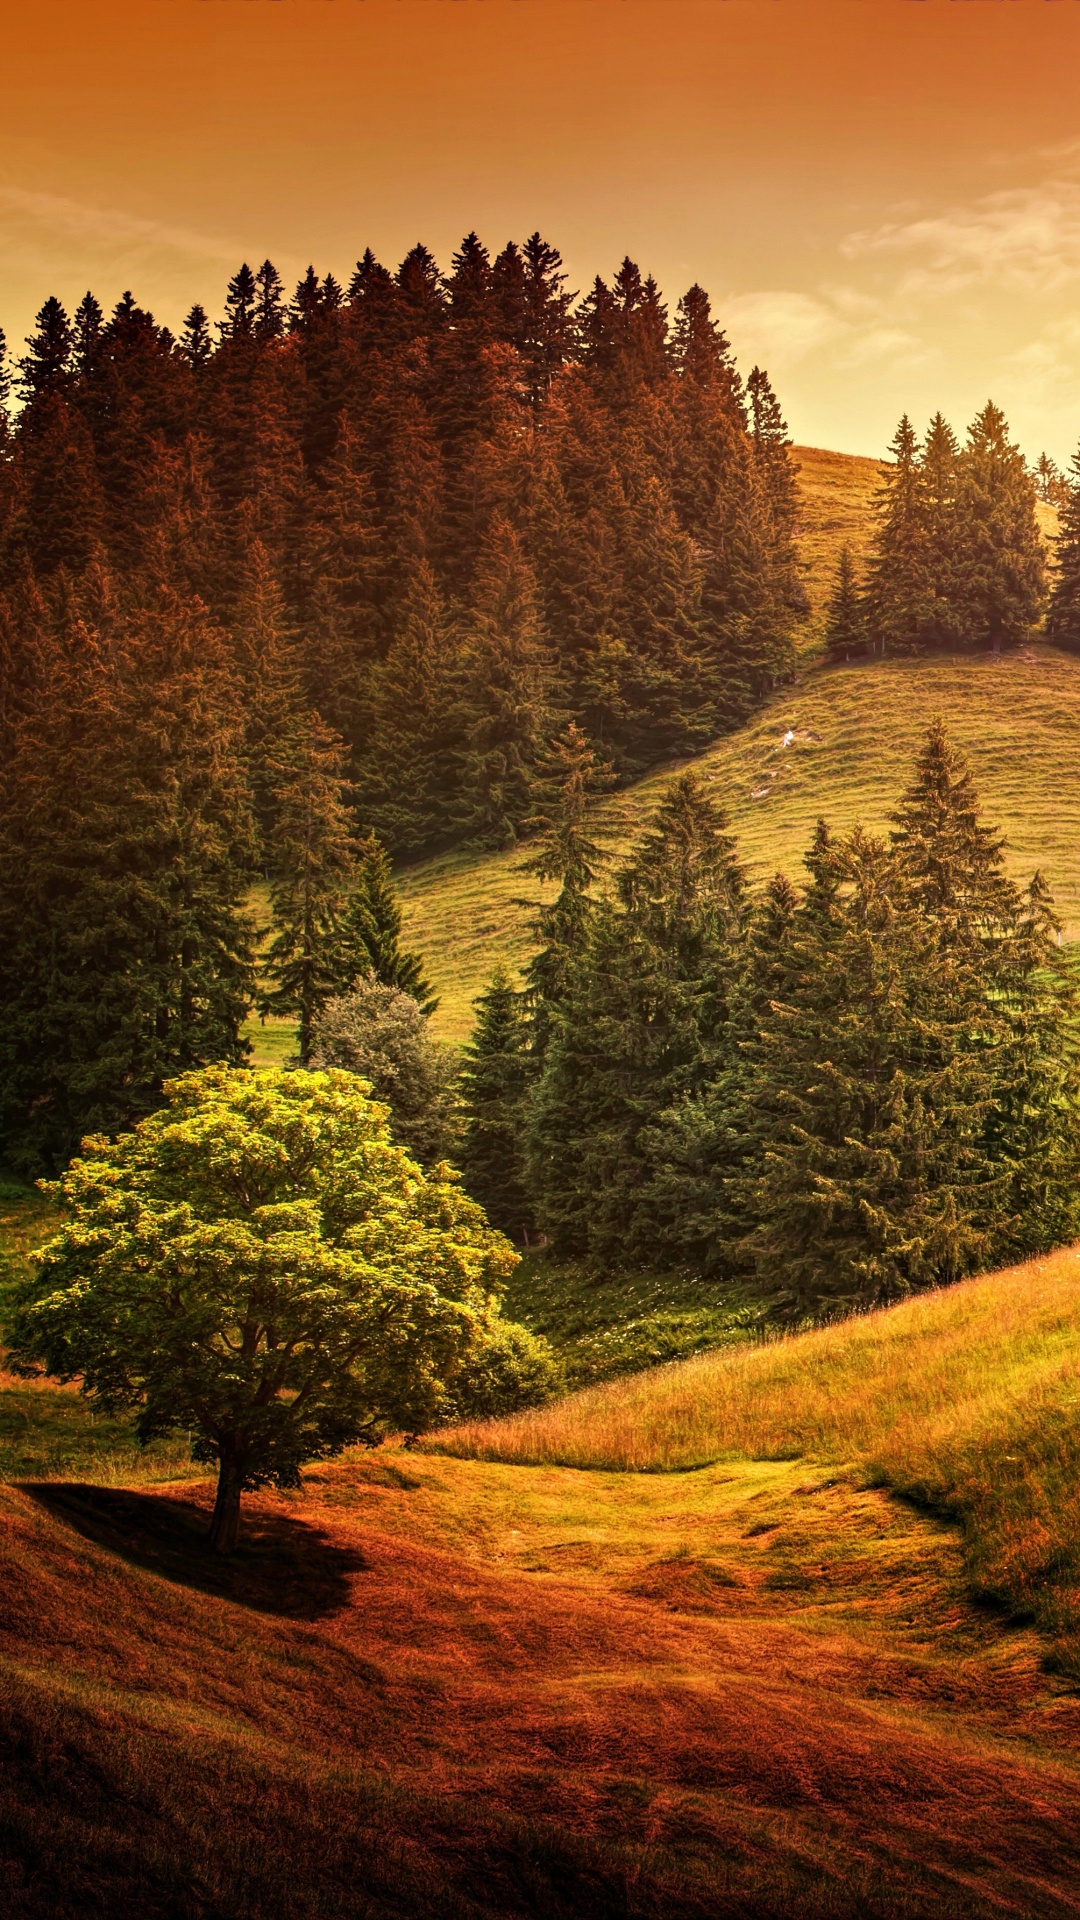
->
21, 1482, 367, 1621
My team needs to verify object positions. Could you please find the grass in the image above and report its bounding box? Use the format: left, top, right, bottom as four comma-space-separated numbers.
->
430, 1244, 1080, 1676
504, 1252, 758, 1389
6, 1194, 1080, 1907
404, 641, 1080, 1042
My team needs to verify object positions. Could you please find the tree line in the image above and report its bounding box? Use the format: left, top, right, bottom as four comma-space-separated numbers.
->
823, 405, 1049, 662
0, 234, 805, 864
458, 724, 1080, 1318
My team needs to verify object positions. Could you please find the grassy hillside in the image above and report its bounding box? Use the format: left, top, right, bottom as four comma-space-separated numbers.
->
403, 642, 1080, 1042
433, 1247, 1080, 1676
5, 1296, 1080, 1913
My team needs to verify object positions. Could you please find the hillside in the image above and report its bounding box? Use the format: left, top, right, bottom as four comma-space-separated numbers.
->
4, 1245, 1080, 1915
402, 642, 1080, 1042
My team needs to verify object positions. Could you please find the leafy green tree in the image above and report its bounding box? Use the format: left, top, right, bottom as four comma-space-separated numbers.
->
823, 547, 864, 662
311, 977, 459, 1166
8, 1066, 553, 1551
1047, 442, 1080, 651
458, 966, 534, 1240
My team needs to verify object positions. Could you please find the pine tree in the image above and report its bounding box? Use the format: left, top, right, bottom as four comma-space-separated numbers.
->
953, 401, 1045, 648
517, 723, 613, 1055
527, 772, 746, 1262
1046, 442, 1080, 650
353, 555, 455, 856
735, 823, 998, 1317
257, 713, 357, 1063
863, 415, 931, 654
919, 413, 964, 649
336, 830, 437, 1013
457, 966, 534, 1238
823, 547, 864, 661
0, 592, 258, 1168
454, 513, 554, 848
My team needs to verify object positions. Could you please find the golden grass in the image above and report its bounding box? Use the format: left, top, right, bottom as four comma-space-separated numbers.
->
404, 642, 1080, 1040
430, 1247, 1080, 1670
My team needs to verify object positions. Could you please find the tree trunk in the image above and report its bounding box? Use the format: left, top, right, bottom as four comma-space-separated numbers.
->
208, 1439, 244, 1553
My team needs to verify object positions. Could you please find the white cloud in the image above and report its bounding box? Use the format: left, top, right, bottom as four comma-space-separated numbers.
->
842, 178, 1080, 297
722, 287, 928, 378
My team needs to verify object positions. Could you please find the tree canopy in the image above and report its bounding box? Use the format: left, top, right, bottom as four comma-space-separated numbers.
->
9, 1066, 556, 1550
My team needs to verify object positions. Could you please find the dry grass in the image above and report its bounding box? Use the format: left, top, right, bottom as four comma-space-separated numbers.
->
431, 1247, 1080, 1673
5, 1440, 1080, 1917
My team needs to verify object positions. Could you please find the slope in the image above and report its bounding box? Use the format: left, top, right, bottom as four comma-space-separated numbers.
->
402, 642, 1080, 1042
433, 1245, 1080, 1675
4, 1388, 1080, 1916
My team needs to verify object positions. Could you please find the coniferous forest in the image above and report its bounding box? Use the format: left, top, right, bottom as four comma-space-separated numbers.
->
0, 233, 1077, 1325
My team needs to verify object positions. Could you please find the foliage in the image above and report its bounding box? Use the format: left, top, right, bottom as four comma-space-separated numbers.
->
310, 977, 460, 1166
862, 404, 1045, 654
0, 588, 257, 1171
7, 1066, 537, 1549
456, 966, 534, 1240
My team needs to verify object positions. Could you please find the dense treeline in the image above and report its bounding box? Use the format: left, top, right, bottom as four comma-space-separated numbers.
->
460, 725, 1080, 1317
824, 404, 1047, 661
0, 235, 804, 861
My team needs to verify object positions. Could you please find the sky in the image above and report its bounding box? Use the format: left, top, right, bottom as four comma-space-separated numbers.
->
6, 0, 1080, 461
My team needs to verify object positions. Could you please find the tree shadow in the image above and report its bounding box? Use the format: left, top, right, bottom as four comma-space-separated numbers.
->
22, 1482, 368, 1621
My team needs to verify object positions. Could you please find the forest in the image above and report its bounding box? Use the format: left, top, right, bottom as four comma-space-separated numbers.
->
0, 228, 1075, 1313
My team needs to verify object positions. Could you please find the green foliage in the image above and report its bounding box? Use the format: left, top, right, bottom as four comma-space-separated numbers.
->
1047, 441, 1080, 650
863, 403, 1045, 655
8, 1066, 535, 1549
823, 546, 864, 662
340, 831, 436, 1013
257, 713, 356, 1064
527, 771, 746, 1263
310, 977, 460, 1167
457, 966, 534, 1239
0, 589, 257, 1172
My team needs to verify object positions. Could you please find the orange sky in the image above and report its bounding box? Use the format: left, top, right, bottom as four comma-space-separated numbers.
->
6, 1, 1080, 458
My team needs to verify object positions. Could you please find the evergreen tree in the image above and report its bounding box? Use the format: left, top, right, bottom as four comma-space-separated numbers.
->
0, 592, 258, 1169
457, 966, 534, 1238
823, 547, 864, 661
735, 824, 999, 1317
454, 513, 554, 847
354, 555, 455, 856
862, 414, 931, 654
527, 772, 745, 1263
336, 831, 437, 1013
953, 401, 1045, 648
257, 713, 357, 1063
517, 722, 613, 1055
1047, 442, 1080, 650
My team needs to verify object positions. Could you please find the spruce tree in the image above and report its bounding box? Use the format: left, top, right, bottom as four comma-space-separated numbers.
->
1047, 442, 1080, 650
953, 401, 1045, 648
257, 713, 357, 1063
517, 722, 613, 1056
0, 592, 258, 1168
454, 513, 554, 848
823, 547, 864, 662
337, 831, 437, 1013
863, 415, 931, 654
458, 966, 534, 1239
527, 772, 746, 1263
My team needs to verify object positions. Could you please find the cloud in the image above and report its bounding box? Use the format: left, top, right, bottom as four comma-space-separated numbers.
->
722, 287, 928, 377
842, 177, 1080, 297
0, 186, 239, 265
